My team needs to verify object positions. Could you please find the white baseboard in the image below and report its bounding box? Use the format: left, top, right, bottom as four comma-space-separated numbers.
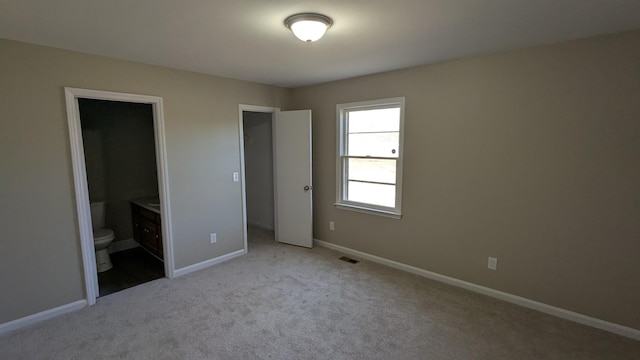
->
0, 300, 87, 335
173, 249, 246, 278
247, 221, 274, 231
313, 239, 640, 341
109, 238, 139, 254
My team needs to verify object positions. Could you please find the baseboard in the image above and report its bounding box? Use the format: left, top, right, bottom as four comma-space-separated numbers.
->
173, 249, 246, 277
0, 300, 87, 335
313, 239, 640, 341
247, 221, 274, 231
109, 238, 139, 254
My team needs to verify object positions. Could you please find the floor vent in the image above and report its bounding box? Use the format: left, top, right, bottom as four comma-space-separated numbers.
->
339, 256, 359, 264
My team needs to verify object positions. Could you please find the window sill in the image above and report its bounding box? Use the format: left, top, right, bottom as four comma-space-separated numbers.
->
334, 203, 402, 219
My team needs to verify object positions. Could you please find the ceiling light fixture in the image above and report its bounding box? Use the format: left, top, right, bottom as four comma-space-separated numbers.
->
284, 13, 333, 43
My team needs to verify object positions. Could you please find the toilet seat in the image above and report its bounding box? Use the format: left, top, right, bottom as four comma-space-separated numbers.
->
93, 228, 115, 242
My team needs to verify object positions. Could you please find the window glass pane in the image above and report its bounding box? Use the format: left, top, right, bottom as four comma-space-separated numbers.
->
348, 108, 400, 133
337, 97, 404, 215
348, 158, 396, 184
347, 181, 396, 208
347, 132, 399, 157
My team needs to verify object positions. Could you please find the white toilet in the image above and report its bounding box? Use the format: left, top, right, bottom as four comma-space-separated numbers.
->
90, 201, 115, 272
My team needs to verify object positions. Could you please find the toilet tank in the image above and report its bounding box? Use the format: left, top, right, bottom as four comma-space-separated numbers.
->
90, 201, 106, 229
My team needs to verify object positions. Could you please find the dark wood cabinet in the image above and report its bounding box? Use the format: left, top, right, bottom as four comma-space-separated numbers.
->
131, 203, 163, 259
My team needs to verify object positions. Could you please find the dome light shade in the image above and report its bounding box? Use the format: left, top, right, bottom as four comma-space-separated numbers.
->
284, 13, 333, 43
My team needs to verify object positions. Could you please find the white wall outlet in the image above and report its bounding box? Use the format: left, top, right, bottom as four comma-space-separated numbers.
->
210, 233, 217, 244
488, 257, 497, 270
232, 172, 239, 182
329, 221, 335, 231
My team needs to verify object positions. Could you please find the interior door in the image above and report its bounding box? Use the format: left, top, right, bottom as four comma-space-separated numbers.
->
274, 110, 313, 248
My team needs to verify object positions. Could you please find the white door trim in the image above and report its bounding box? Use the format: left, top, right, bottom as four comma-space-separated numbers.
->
64, 87, 175, 305
238, 104, 280, 252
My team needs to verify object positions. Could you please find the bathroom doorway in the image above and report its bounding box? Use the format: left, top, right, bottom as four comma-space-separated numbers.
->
79, 99, 164, 297
65, 88, 174, 305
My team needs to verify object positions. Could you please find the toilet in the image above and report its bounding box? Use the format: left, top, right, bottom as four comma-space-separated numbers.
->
90, 201, 115, 272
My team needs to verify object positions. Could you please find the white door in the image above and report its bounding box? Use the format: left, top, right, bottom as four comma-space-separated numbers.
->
274, 110, 313, 248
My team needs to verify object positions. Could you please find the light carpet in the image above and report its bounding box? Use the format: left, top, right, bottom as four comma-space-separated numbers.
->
1, 227, 638, 359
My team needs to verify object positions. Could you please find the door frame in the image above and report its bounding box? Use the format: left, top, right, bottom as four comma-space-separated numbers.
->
238, 104, 280, 250
65, 87, 175, 305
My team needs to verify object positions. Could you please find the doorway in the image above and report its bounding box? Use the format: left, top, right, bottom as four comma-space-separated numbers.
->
78, 98, 164, 297
242, 110, 277, 250
65, 88, 174, 305
239, 105, 278, 250
238, 105, 313, 250
242, 111, 275, 232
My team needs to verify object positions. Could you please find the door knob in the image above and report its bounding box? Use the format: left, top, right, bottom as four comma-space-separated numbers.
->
304, 185, 312, 191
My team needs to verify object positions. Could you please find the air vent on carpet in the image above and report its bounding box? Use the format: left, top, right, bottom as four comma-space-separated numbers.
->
339, 256, 359, 264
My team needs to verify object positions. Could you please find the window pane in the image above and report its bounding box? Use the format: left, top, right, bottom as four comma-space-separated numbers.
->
337, 97, 404, 215
347, 181, 396, 207
348, 108, 400, 133
347, 132, 399, 157
348, 158, 396, 184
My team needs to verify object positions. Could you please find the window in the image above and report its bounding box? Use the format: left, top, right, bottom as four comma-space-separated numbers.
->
336, 97, 405, 218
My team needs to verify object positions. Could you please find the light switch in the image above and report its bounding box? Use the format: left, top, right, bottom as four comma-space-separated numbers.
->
488, 257, 497, 270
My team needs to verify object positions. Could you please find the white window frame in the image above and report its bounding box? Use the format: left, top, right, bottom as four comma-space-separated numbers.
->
335, 97, 405, 219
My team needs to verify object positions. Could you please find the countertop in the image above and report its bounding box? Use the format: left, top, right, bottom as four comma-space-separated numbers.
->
130, 196, 161, 214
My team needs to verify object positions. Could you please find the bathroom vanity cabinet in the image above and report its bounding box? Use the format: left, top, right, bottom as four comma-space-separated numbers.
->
131, 202, 163, 260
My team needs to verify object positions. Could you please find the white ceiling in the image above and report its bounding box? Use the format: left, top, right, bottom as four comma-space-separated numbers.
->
1, 0, 639, 88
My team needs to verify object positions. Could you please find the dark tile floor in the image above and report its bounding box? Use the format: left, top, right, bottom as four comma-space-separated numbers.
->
97, 247, 165, 297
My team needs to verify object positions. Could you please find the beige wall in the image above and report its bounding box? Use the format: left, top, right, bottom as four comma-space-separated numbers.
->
291, 30, 640, 329
0, 39, 290, 323
81, 128, 107, 201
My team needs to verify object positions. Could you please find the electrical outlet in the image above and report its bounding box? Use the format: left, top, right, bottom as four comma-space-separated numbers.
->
488, 257, 497, 270
232, 172, 239, 182
329, 221, 335, 231
210, 233, 217, 244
